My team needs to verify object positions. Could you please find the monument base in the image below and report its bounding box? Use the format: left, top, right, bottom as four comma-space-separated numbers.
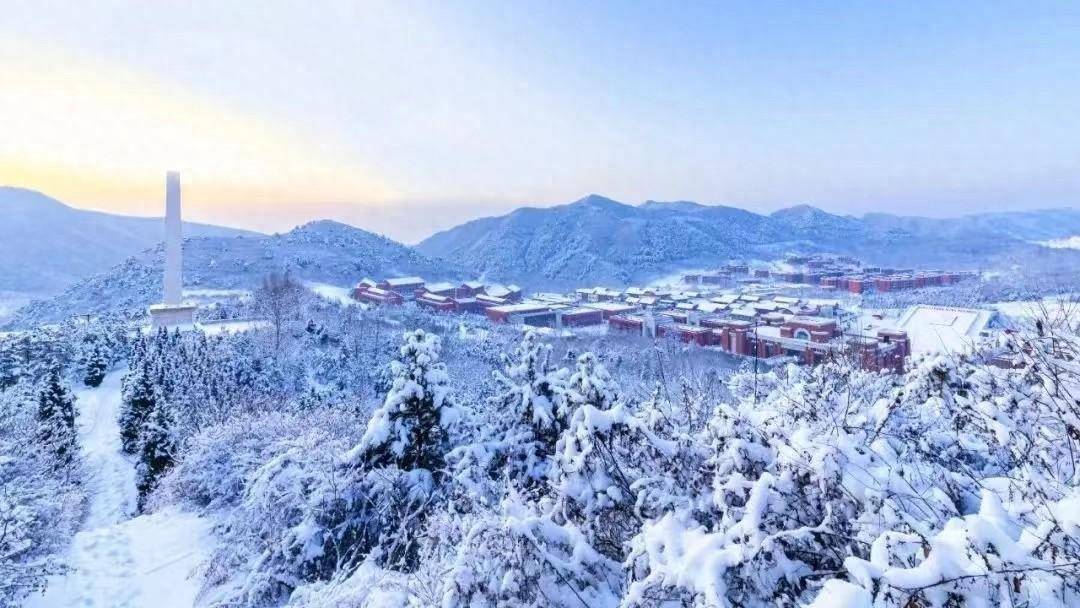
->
149, 303, 197, 329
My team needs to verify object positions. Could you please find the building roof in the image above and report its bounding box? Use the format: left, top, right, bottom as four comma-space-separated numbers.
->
486, 284, 514, 298
489, 302, 551, 315
730, 306, 759, 319
787, 315, 837, 327
560, 307, 604, 317
385, 276, 424, 287
425, 281, 457, 293
891, 305, 996, 356
696, 302, 725, 313
584, 302, 637, 312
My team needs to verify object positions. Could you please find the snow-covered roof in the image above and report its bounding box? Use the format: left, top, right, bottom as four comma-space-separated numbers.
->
714, 294, 739, 304
490, 302, 551, 314
419, 293, 451, 303
584, 302, 637, 312
533, 292, 575, 304
425, 281, 457, 293
892, 305, 997, 356
485, 285, 510, 297
463, 280, 485, 289
730, 306, 759, 319
788, 315, 837, 327
385, 276, 424, 287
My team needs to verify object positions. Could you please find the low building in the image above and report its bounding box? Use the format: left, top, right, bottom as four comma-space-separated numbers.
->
874, 305, 998, 356
475, 293, 509, 309
608, 314, 646, 333
423, 281, 458, 297
780, 316, 839, 343
557, 307, 605, 327
486, 284, 523, 302
416, 292, 456, 312
486, 302, 551, 324
353, 286, 403, 306
658, 324, 713, 346
583, 302, 638, 320
379, 276, 425, 298
458, 281, 487, 297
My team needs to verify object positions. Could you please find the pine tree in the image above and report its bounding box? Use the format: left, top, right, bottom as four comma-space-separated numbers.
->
119, 361, 156, 455
82, 339, 109, 388
489, 330, 569, 490
35, 364, 78, 471
0, 341, 18, 390
353, 329, 458, 474
136, 399, 176, 511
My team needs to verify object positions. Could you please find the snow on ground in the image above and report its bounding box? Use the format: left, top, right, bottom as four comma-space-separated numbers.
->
1036, 235, 1080, 250
197, 319, 271, 336
306, 281, 363, 307
992, 295, 1078, 320
138, 319, 270, 337
26, 371, 215, 608
183, 288, 251, 298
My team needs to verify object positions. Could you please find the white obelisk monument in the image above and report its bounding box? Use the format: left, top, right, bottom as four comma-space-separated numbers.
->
149, 171, 197, 327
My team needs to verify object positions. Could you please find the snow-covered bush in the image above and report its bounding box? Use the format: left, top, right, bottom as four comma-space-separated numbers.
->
0, 373, 84, 605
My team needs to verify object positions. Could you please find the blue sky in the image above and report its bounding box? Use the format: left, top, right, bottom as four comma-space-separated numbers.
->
1, 1, 1078, 241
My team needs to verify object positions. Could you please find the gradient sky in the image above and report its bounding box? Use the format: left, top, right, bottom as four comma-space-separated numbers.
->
2, 1, 1079, 242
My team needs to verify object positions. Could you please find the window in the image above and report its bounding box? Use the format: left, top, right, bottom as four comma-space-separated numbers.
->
793, 328, 811, 341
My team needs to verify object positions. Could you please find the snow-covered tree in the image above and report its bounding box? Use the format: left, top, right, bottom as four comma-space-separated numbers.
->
81, 336, 109, 388
136, 396, 176, 511
350, 329, 458, 475
450, 330, 570, 501
35, 364, 78, 472
119, 358, 157, 455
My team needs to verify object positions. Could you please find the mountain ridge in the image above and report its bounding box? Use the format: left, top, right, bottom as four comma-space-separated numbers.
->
4, 219, 461, 328
418, 195, 1080, 288
0, 187, 257, 296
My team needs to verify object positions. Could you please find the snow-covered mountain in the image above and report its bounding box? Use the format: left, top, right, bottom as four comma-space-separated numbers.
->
6, 220, 459, 328
419, 195, 1080, 287
0, 187, 254, 296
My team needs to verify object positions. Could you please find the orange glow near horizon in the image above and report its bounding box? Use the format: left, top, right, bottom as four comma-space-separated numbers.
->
0, 40, 398, 230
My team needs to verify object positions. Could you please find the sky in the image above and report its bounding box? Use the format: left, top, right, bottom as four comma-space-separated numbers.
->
2, 1, 1079, 242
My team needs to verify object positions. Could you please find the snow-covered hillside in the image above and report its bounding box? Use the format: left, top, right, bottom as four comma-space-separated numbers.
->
419, 195, 1080, 287
0, 187, 253, 297
5, 220, 460, 328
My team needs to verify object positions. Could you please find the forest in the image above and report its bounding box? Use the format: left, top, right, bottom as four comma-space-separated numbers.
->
2, 283, 1078, 607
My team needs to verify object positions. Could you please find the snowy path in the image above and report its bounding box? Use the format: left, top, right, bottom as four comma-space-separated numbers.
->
26, 371, 214, 608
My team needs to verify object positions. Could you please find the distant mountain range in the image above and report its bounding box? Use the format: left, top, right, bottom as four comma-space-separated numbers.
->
4, 187, 1080, 326
5, 219, 459, 328
418, 195, 1080, 287
0, 187, 254, 296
